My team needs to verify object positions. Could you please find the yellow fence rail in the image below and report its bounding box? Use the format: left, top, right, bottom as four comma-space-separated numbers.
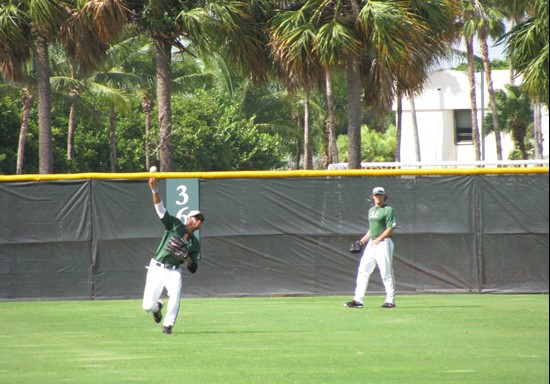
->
0, 166, 548, 182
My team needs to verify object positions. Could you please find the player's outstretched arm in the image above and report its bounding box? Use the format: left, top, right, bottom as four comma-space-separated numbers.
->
149, 176, 161, 204
149, 176, 166, 218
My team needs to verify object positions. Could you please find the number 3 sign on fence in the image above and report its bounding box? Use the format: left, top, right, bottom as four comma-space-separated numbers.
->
166, 179, 200, 225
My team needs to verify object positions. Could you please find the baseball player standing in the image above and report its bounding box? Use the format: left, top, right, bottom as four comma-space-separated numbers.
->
142, 175, 204, 334
345, 186, 397, 309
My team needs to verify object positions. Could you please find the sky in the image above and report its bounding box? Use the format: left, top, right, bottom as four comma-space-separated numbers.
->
438, 21, 510, 69
439, 38, 507, 69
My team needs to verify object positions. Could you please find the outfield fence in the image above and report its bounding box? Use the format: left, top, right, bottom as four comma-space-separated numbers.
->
0, 166, 548, 300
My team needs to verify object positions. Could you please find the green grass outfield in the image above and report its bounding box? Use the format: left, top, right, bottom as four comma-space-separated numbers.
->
1, 294, 548, 384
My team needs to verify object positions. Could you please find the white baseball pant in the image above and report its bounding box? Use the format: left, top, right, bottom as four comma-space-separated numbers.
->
142, 259, 182, 327
353, 238, 395, 305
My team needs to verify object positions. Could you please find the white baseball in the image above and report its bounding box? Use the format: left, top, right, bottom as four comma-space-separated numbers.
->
149, 166, 157, 173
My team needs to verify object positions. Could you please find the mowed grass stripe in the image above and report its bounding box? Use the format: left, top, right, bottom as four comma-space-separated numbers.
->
1, 294, 547, 384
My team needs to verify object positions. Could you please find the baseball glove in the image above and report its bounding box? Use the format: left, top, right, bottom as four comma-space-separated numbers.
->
350, 240, 363, 254
166, 236, 190, 262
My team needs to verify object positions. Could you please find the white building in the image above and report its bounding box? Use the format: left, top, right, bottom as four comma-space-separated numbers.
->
396, 69, 549, 163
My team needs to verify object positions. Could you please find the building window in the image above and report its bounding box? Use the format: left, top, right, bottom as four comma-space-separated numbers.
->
454, 109, 473, 143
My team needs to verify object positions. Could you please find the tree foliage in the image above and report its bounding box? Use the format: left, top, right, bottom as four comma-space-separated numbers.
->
483, 84, 533, 159
0, 94, 25, 170
499, 0, 549, 106
337, 124, 396, 163
170, 89, 285, 171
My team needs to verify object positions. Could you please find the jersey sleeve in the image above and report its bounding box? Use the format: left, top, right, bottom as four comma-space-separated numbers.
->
188, 235, 201, 262
160, 210, 180, 231
385, 207, 397, 229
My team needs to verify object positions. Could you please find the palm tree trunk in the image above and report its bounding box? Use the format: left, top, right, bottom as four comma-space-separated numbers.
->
303, 88, 313, 170
109, 104, 117, 172
35, 36, 53, 174
325, 68, 338, 166
409, 95, 421, 162
294, 145, 301, 170
512, 119, 528, 160
479, 38, 503, 160
143, 95, 154, 170
466, 37, 481, 161
534, 102, 543, 159
154, 38, 173, 172
395, 91, 402, 162
16, 90, 34, 174
346, 54, 362, 169
292, 111, 301, 169
67, 92, 78, 161
508, 19, 516, 85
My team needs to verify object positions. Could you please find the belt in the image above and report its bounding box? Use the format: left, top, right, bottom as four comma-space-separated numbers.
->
155, 261, 179, 270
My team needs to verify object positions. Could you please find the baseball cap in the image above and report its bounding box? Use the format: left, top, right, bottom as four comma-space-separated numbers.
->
372, 187, 386, 195
187, 210, 205, 221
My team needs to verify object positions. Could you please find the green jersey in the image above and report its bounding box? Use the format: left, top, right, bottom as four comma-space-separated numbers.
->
368, 204, 397, 238
154, 212, 201, 267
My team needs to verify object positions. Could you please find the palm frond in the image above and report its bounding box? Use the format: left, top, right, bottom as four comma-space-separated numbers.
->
86, 81, 131, 113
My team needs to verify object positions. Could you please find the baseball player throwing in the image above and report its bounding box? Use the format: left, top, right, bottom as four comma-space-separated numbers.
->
142, 175, 204, 334
346, 186, 397, 309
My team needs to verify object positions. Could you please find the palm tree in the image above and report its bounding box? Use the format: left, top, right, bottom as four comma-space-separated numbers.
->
270, 3, 324, 169
483, 84, 533, 159
88, 39, 140, 172
285, 0, 457, 169
493, 0, 531, 83
499, 0, 548, 158
394, 91, 402, 162
0, 62, 36, 174
141, 89, 155, 169
269, 1, 352, 169
391, 1, 460, 163
459, 1, 486, 161
17, 86, 35, 174
465, 39, 483, 161
408, 96, 421, 162
63, 1, 220, 172
48, 43, 81, 161
324, 68, 338, 165
61, 0, 127, 73
360, 1, 457, 167
501, 0, 549, 107
214, 0, 275, 86
309, 5, 354, 166
152, 36, 173, 171
97, 0, 274, 172
462, 0, 506, 160
61, 0, 136, 169
51, 70, 131, 170
109, 33, 157, 169
51, 33, 140, 169
0, 0, 72, 174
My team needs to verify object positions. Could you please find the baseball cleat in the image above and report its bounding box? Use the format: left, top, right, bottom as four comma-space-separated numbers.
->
153, 300, 163, 323
344, 300, 364, 308
381, 303, 396, 308
162, 325, 173, 334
